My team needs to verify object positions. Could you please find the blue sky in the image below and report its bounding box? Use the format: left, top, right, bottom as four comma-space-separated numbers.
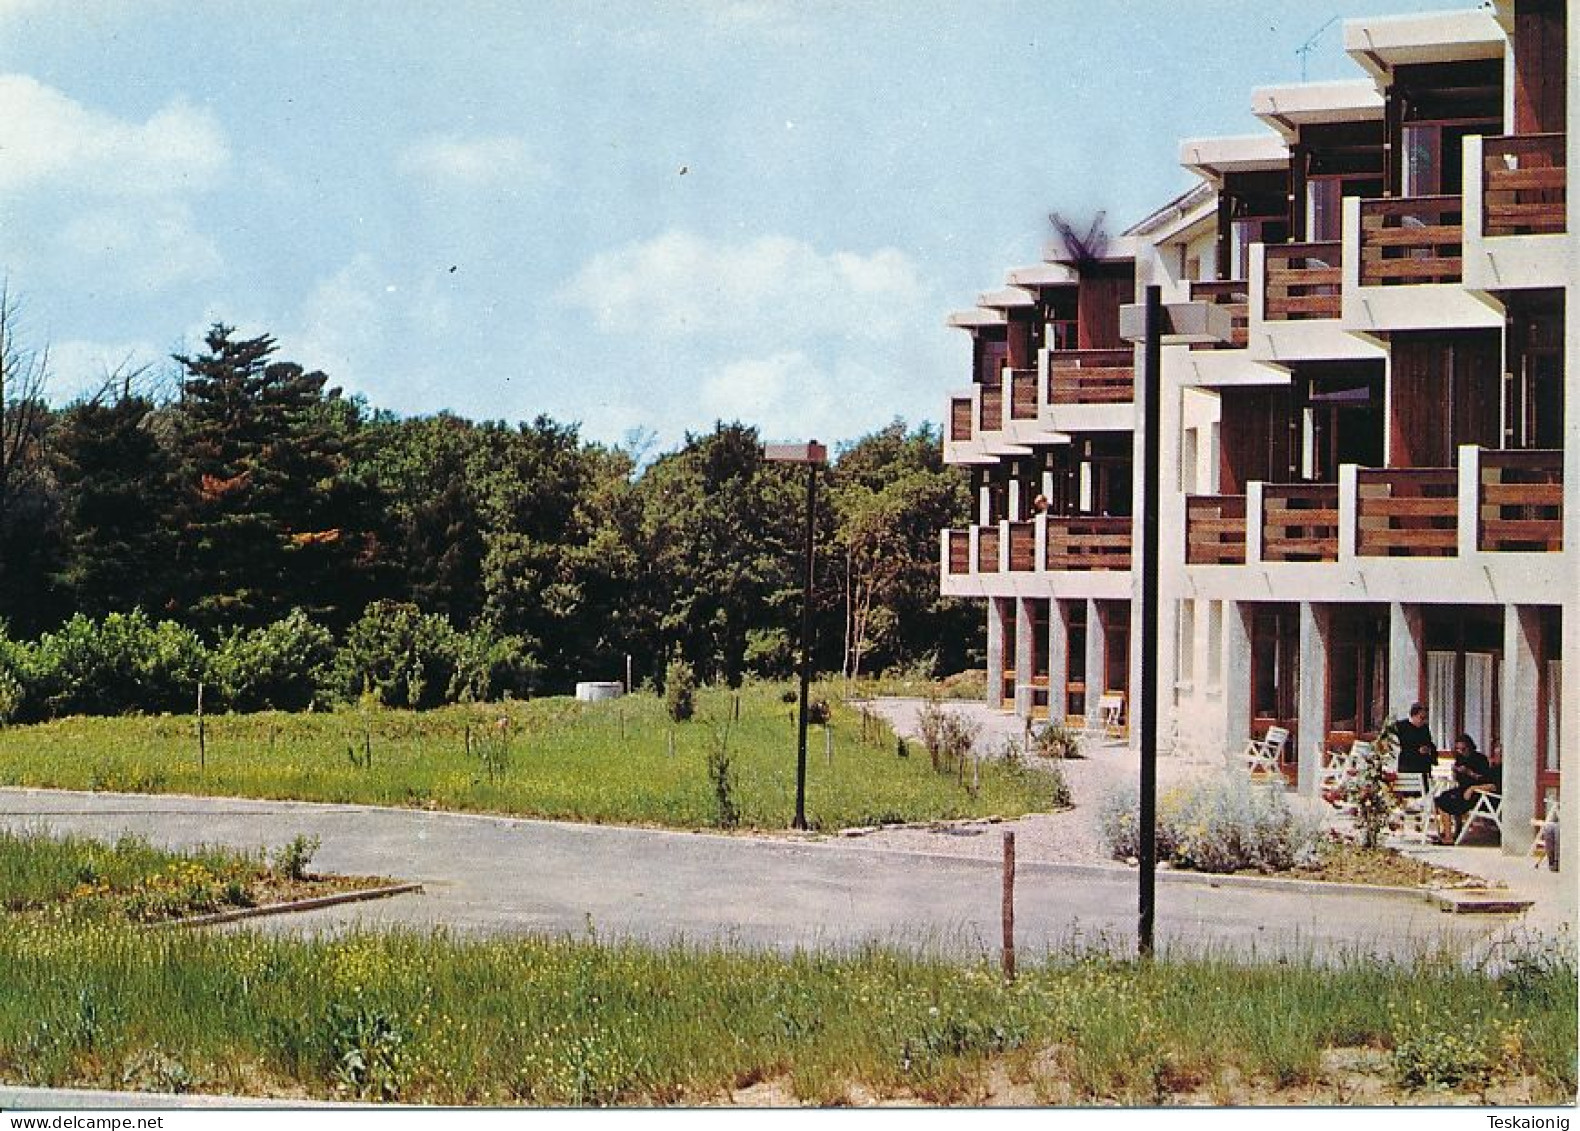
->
1, 0, 1468, 451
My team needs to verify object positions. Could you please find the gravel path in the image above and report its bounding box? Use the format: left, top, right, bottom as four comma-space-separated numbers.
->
845, 698, 1218, 867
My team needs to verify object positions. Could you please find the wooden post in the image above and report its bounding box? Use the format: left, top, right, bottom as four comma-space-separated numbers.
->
1002, 831, 1016, 982
363, 725, 372, 771
973, 754, 980, 795
824, 724, 833, 765
668, 730, 675, 759
625, 654, 632, 695
733, 694, 740, 722
196, 681, 206, 772
465, 723, 472, 757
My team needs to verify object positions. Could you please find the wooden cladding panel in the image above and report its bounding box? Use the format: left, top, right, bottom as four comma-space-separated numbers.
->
1260, 483, 1340, 562
1008, 370, 1039, 421
978, 383, 1004, 432
946, 530, 972, 575
1047, 350, 1134, 405
1007, 523, 1036, 571
1188, 281, 1249, 350
949, 399, 973, 442
1263, 242, 1341, 321
1483, 134, 1566, 236
1479, 448, 1563, 551
1355, 470, 1458, 557
976, 526, 1001, 573
1359, 196, 1463, 286
1185, 495, 1247, 565
1045, 517, 1131, 572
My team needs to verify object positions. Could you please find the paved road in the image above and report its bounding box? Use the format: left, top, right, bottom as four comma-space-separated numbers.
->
0, 787, 1515, 960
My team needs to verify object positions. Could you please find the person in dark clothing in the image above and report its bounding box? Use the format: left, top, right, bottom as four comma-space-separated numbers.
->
1393, 702, 1437, 797
1433, 734, 1497, 843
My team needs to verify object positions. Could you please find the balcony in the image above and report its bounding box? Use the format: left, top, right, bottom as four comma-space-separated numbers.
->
1479, 449, 1563, 552
946, 530, 971, 575
977, 525, 1000, 572
1047, 350, 1134, 404
949, 397, 974, 442
1188, 281, 1249, 349
1046, 516, 1131, 571
1185, 495, 1247, 564
1008, 368, 1039, 422
1482, 134, 1566, 237
1007, 521, 1037, 571
978, 382, 1004, 433
1258, 483, 1339, 562
1358, 196, 1463, 286
1263, 242, 1341, 320
1355, 469, 1458, 557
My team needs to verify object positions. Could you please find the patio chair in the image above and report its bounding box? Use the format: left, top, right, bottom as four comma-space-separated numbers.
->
1455, 789, 1504, 845
1237, 725, 1289, 779
1098, 693, 1125, 740
1530, 801, 1560, 868
1317, 740, 1371, 793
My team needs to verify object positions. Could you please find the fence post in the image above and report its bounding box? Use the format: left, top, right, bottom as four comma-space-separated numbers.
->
1002, 831, 1016, 982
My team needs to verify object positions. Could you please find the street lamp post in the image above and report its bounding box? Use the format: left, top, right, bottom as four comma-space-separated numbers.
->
765, 441, 828, 830
1119, 287, 1232, 957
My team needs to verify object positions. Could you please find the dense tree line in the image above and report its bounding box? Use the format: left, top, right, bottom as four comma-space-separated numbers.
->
0, 317, 979, 713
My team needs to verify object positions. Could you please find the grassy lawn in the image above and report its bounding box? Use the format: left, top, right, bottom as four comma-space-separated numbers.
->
0, 912, 1571, 1105
0, 684, 1057, 831
0, 828, 373, 924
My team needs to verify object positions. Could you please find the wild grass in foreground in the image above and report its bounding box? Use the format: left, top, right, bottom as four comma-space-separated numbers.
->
0, 922, 1571, 1105
0, 683, 1056, 830
0, 828, 345, 923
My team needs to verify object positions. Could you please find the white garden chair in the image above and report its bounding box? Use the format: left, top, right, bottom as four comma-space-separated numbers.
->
1237, 725, 1289, 779
1455, 789, 1504, 845
1530, 801, 1560, 867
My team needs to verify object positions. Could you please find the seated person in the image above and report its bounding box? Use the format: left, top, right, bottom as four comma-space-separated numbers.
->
1393, 703, 1437, 796
1433, 735, 1498, 843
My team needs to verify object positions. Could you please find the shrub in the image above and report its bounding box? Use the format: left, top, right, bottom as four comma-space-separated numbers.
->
29, 611, 206, 718
663, 658, 696, 723
208, 610, 336, 712
1345, 724, 1401, 849
335, 601, 462, 710
1099, 776, 1322, 873
1033, 721, 1082, 759
743, 628, 795, 680
916, 698, 977, 773
706, 731, 739, 829
271, 835, 321, 882
450, 625, 540, 703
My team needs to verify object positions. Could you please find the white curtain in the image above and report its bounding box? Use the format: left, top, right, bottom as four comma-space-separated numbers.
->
1463, 652, 1495, 750
1547, 659, 1562, 773
1426, 651, 1455, 748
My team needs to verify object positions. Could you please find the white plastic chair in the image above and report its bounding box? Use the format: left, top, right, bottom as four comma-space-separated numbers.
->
1456, 789, 1504, 845
1238, 725, 1289, 778
1098, 693, 1125, 740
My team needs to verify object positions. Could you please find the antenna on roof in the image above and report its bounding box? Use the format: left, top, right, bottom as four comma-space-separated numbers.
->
1296, 16, 1341, 82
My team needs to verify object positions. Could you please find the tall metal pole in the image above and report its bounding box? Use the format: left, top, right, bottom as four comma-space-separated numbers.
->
793, 462, 817, 830
1138, 284, 1162, 957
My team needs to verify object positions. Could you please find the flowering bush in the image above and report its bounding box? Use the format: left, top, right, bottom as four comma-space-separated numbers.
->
1100, 776, 1323, 874
1345, 725, 1400, 849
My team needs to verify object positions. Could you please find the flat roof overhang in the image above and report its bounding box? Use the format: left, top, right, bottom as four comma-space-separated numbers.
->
1004, 263, 1079, 289
1344, 9, 1505, 83
945, 308, 1007, 330
1179, 133, 1289, 182
1251, 79, 1384, 139
976, 286, 1037, 311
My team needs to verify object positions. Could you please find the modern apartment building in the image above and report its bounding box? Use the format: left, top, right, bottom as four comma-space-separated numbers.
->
941, 0, 1573, 862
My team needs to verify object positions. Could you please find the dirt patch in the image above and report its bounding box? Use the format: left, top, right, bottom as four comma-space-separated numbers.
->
1276, 843, 1495, 890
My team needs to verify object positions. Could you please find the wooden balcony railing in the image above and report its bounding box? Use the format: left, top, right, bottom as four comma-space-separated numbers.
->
1355, 469, 1457, 556
1260, 483, 1339, 562
1479, 449, 1563, 551
1046, 516, 1131, 571
1048, 350, 1134, 404
1264, 242, 1341, 320
1008, 369, 1039, 421
1007, 522, 1037, 571
946, 530, 971, 574
978, 381, 1004, 432
1483, 134, 1566, 237
1188, 280, 1249, 349
949, 398, 973, 442
976, 525, 1000, 573
1185, 495, 1247, 564
1359, 196, 1463, 286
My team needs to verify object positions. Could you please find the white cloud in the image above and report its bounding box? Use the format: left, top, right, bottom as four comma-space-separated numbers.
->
396, 134, 545, 192
559, 230, 926, 343
58, 202, 223, 291
287, 256, 389, 389
696, 350, 894, 445
0, 74, 229, 197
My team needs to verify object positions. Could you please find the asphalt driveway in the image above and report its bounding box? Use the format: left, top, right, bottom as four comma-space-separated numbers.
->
0, 787, 1516, 960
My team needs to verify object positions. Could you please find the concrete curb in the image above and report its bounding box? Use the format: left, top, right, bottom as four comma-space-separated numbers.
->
160, 881, 424, 928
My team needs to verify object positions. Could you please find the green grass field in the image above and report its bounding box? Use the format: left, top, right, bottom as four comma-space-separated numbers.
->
0, 913, 1571, 1105
0, 684, 1056, 831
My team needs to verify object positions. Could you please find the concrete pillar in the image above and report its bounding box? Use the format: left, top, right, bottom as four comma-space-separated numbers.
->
1296, 603, 1330, 798
1500, 605, 1542, 854
1222, 601, 1254, 758
985, 599, 1005, 709
1084, 599, 1107, 730
1048, 599, 1071, 726
1013, 598, 1036, 719
1389, 603, 1425, 719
